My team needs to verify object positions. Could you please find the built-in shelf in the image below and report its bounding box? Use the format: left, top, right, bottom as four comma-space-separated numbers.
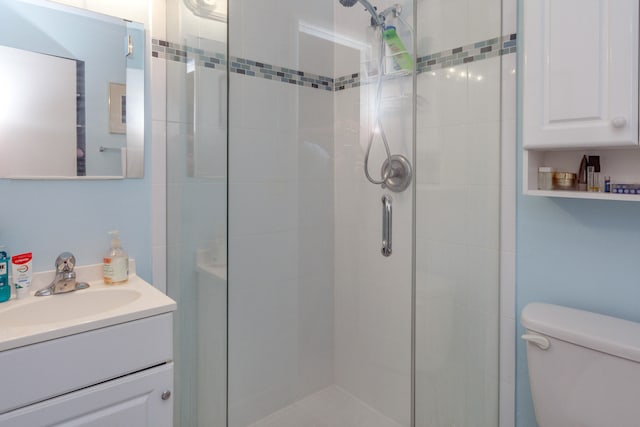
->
524, 148, 640, 201
524, 189, 640, 202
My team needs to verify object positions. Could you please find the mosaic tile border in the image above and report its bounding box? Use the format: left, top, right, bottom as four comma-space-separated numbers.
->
334, 73, 361, 91
152, 39, 334, 90
228, 56, 334, 91
152, 33, 517, 92
416, 33, 516, 74
152, 39, 227, 70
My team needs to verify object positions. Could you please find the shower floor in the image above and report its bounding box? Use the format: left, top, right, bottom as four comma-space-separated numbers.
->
247, 385, 404, 427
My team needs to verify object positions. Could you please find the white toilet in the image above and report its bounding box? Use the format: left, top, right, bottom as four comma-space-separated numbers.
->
521, 303, 640, 427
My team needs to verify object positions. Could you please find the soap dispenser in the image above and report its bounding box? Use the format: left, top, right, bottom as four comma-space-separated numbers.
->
103, 230, 129, 284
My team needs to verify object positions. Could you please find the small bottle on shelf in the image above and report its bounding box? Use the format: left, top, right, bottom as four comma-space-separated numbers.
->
587, 156, 601, 192
538, 167, 554, 190
577, 155, 588, 191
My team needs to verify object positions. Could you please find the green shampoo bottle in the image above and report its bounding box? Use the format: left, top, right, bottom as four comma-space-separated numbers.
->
383, 26, 413, 71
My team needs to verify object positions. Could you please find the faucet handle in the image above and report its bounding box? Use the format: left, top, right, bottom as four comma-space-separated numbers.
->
55, 252, 76, 273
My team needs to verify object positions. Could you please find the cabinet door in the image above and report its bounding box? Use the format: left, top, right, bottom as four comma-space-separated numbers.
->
523, 0, 639, 149
0, 363, 173, 427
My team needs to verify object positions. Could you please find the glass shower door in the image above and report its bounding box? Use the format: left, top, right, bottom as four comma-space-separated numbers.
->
227, 0, 414, 426
164, 0, 502, 424
413, 0, 502, 425
165, 0, 228, 425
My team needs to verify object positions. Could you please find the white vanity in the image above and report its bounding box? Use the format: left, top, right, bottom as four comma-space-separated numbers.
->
0, 264, 176, 426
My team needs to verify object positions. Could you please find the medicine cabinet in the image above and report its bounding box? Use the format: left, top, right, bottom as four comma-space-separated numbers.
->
521, 0, 640, 200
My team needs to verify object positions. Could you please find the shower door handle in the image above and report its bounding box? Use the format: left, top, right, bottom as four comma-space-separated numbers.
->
381, 195, 392, 257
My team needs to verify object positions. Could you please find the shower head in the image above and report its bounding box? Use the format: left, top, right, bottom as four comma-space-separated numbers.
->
338, 0, 384, 27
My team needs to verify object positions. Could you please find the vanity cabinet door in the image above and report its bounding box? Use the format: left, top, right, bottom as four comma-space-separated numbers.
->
522, 0, 639, 149
0, 363, 173, 427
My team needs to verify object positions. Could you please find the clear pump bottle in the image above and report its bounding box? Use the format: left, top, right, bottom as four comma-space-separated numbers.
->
103, 231, 129, 284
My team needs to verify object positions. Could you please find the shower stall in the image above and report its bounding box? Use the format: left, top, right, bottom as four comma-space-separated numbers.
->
165, 0, 503, 425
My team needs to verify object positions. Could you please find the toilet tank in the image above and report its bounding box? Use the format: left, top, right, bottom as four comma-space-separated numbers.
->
521, 303, 640, 427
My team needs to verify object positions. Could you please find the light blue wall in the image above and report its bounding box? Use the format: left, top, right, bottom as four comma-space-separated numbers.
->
0, 173, 152, 281
515, 196, 640, 426
0, 6, 153, 281
515, 1, 640, 424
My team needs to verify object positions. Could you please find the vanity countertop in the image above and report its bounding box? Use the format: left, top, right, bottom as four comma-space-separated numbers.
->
0, 263, 176, 352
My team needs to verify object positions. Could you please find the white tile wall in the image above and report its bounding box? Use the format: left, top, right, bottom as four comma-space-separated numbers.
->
230, 0, 335, 72
227, 5, 336, 425
151, 176, 166, 244
416, 0, 468, 56
151, 124, 167, 293
149, 0, 167, 294
499, 49, 517, 427
165, 58, 193, 125
416, 0, 502, 56
417, 66, 470, 127
166, 0, 199, 47
333, 76, 413, 427
229, 129, 297, 182
468, 0, 503, 43
468, 59, 502, 125
230, 79, 280, 130
414, 0, 504, 421
151, 244, 167, 293
151, 0, 166, 40
151, 58, 167, 123
502, 0, 518, 36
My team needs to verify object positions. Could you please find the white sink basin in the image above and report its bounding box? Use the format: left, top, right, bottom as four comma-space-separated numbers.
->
0, 263, 176, 352
0, 288, 142, 327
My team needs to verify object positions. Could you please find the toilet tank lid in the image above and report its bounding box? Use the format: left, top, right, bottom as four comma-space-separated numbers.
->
521, 303, 640, 363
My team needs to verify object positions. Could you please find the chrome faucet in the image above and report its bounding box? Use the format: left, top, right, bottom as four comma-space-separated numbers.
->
35, 252, 89, 296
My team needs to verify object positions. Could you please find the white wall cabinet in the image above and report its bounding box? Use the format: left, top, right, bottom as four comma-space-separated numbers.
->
523, 0, 639, 149
522, 0, 640, 200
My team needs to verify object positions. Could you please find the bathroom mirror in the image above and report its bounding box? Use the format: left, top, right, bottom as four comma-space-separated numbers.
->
0, 0, 145, 179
